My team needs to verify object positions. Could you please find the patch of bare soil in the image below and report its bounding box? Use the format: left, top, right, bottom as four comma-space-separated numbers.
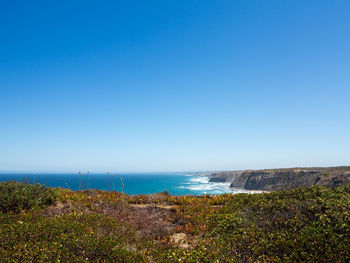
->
43, 201, 76, 216
170, 233, 191, 249
130, 203, 174, 210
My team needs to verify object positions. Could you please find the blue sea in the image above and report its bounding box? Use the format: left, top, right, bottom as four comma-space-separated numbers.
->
0, 173, 253, 195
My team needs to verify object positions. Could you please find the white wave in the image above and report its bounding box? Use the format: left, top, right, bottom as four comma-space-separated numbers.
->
178, 175, 263, 195
181, 175, 232, 194
189, 177, 209, 183
187, 185, 213, 191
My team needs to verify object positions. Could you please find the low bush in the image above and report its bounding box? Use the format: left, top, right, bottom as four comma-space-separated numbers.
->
0, 181, 57, 213
202, 185, 350, 262
0, 212, 143, 262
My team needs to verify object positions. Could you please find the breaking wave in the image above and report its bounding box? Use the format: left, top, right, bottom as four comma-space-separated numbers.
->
177, 175, 231, 195
177, 175, 263, 195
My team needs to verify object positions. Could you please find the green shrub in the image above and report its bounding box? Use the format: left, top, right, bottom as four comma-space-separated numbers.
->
0, 213, 143, 262
0, 181, 57, 213
203, 185, 350, 262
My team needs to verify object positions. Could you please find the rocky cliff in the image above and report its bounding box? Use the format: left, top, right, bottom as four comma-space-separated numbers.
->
209, 166, 350, 191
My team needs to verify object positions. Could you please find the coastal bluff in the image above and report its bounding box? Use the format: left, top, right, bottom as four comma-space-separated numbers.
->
209, 166, 350, 191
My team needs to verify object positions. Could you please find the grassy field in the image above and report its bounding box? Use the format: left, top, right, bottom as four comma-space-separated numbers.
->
0, 181, 349, 262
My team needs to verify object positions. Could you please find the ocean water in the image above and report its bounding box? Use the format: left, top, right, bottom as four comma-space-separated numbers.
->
0, 173, 253, 195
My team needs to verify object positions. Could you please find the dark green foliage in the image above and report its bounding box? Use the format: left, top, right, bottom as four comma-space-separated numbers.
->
0, 181, 57, 213
0, 213, 143, 262
203, 185, 350, 262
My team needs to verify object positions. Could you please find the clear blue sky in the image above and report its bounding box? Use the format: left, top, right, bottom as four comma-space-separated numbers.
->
1, 0, 349, 173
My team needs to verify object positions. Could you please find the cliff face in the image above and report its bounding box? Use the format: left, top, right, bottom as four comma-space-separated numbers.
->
209, 166, 350, 191
243, 169, 320, 191
209, 172, 237, 183
208, 171, 250, 187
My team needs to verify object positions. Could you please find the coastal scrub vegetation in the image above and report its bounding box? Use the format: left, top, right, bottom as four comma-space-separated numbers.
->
0, 181, 56, 213
0, 181, 349, 262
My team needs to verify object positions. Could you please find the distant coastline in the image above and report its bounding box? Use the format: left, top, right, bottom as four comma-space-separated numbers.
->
1, 166, 348, 195
0, 172, 250, 195
208, 166, 350, 191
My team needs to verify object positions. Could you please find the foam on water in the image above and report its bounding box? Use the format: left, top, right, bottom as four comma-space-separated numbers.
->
182, 175, 234, 194
180, 175, 265, 195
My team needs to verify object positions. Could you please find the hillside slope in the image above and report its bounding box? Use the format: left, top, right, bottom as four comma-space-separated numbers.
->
0, 182, 349, 262
209, 166, 350, 191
